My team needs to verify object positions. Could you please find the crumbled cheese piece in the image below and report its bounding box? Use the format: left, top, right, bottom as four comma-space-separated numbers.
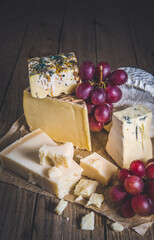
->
81, 212, 94, 230
74, 179, 98, 198
111, 222, 124, 232
54, 199, 68, 215
75, 195, 83, 202
48, 166, 62, 178
86, 193, 104, 208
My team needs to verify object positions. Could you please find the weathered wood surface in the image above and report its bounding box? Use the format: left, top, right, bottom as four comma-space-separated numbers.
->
0, 0, 154, 239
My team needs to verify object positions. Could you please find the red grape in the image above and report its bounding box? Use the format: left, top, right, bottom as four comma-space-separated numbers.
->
108, 69, 128, 85
130, 160, 145, 178
149, 199, 154, 215
89, 115, 104, 132
145, 158, 154, 166
79, 61, 95, 81
94, 104, 111, 123
106, 84, 122, 103
124, 175, 143, 195
85, 100, 95, 114
91, 88, 106, 105
110, 185, 127, 202
147, 180, 154, 200
75, 82, 93, 100
120, 199, 136, 218
118, 169, 131, 183
146, 163, 154, 179
95, 61, 111, 80
131, 194, 152, 216
105, 102, 113, 112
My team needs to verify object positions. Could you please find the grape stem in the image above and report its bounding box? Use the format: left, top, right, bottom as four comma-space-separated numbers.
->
99, 66, 103, 88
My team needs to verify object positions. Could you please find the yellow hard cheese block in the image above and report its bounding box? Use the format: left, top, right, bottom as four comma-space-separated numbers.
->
23, 88, 91, 151
80, 152, 118, 185
0, 129, 83, 199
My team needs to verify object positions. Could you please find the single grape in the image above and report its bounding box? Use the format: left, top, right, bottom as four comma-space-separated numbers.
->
89, 114, 104, 132
131, 194, 152, 216
120, 199, 136, 218
145, 158, 154, 166
85, 100, 95, 114
105, 102, 113, 112
75, 82, 93, 100
149, 199, 154, 215
146, 162, 154, 179
130, 160, 145, 178
147, 180, 154, 200
118, 169, 131, 183
109, 185, 127, 202
124, 175, 143, 195
108, 69, 128, 85
79, 61, 95, 81
106, 84, 122, 103
95, 61, 111, 80
94, 104, 111, 123
91, 88, 106, 105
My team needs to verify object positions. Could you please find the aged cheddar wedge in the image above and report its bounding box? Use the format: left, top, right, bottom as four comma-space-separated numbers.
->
28, 52, 81, 98
74, 179, 98, 198
0, 129, 83, 199
23, 88, 91, 151
39, 142, 74, 167
80, 152, 118, 185
106, 105, 153, 168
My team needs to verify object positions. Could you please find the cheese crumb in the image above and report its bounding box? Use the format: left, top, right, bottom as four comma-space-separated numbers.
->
86, 193, 104, 208
81, 212, 94, 230
75, 195, 83, 202
111, 222, 124, 232
74, 179, 98, 198
54, 199, 68, 215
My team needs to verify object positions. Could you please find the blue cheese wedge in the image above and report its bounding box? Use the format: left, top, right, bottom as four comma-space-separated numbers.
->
106, 105, 152, 168
28, 52, 81, 98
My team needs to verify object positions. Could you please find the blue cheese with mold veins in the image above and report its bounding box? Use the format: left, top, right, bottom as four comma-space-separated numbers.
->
28, 52, 81, 98
106, 105, 152, 168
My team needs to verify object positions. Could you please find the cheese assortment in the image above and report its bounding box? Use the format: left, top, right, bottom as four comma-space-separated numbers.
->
0, 129, 83, 199
80, 152, 118, 185
106, 105, 152, 168
28, 52, 81, 98
23, 88, 91, 151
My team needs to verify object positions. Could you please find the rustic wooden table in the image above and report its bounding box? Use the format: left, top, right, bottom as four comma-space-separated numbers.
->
0, 0, 154, 239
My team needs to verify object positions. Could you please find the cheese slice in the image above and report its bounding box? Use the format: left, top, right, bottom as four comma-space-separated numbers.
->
81, 212, 94, 231
80, 152, 118, 185
74, 179, 98, 198
86, 193, 104, 208
54, 199, 68, 215
23, 88, 91, 151
28, 52, 81, 98
106, 105, 153, 168
39, 142, 74, 167
0, 129, 83, 199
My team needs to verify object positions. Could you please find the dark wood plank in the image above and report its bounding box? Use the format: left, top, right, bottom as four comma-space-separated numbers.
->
0, 0, 65, 138
0, 182, 37, 240
0, 0, 35, 107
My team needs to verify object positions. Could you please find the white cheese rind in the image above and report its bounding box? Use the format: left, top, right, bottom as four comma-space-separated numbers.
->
74, 179, 98, 198
54, 199, 68, 215
106, 105, 153, 168
81, 212, 94, 231
80, 152, 118, 185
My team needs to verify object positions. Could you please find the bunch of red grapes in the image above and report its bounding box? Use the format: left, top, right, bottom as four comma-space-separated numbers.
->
75, 61, 128, 132
110, 159, 154, 218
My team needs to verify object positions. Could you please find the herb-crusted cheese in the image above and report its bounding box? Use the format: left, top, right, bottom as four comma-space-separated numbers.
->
106, 105, 152, 168
28, 52, 81, 98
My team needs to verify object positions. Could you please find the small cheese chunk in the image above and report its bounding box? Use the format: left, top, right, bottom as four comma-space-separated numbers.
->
48, 167, 62, 178
81, 212, 94, 231
39, 142, 74, 167
74, 179, 98, 198
111, 222, 124, 232
23, 88, 91, 151
86, 193, 104, 208
106, 105, 153, 168
54, 199, 68, 215
80, 152, 118, 186
75, 195, 83, 202
0, 129, 83, 199
28, 52, 81, 98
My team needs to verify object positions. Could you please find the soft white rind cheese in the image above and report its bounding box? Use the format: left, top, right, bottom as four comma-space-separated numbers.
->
81, 212, 94, 231
106, 105, 152, 168
54, 199, 68, 215
86, 193, 104, 208
74, 179, 98, 198
80, 152, 118, 185
39, 142, 74, 167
